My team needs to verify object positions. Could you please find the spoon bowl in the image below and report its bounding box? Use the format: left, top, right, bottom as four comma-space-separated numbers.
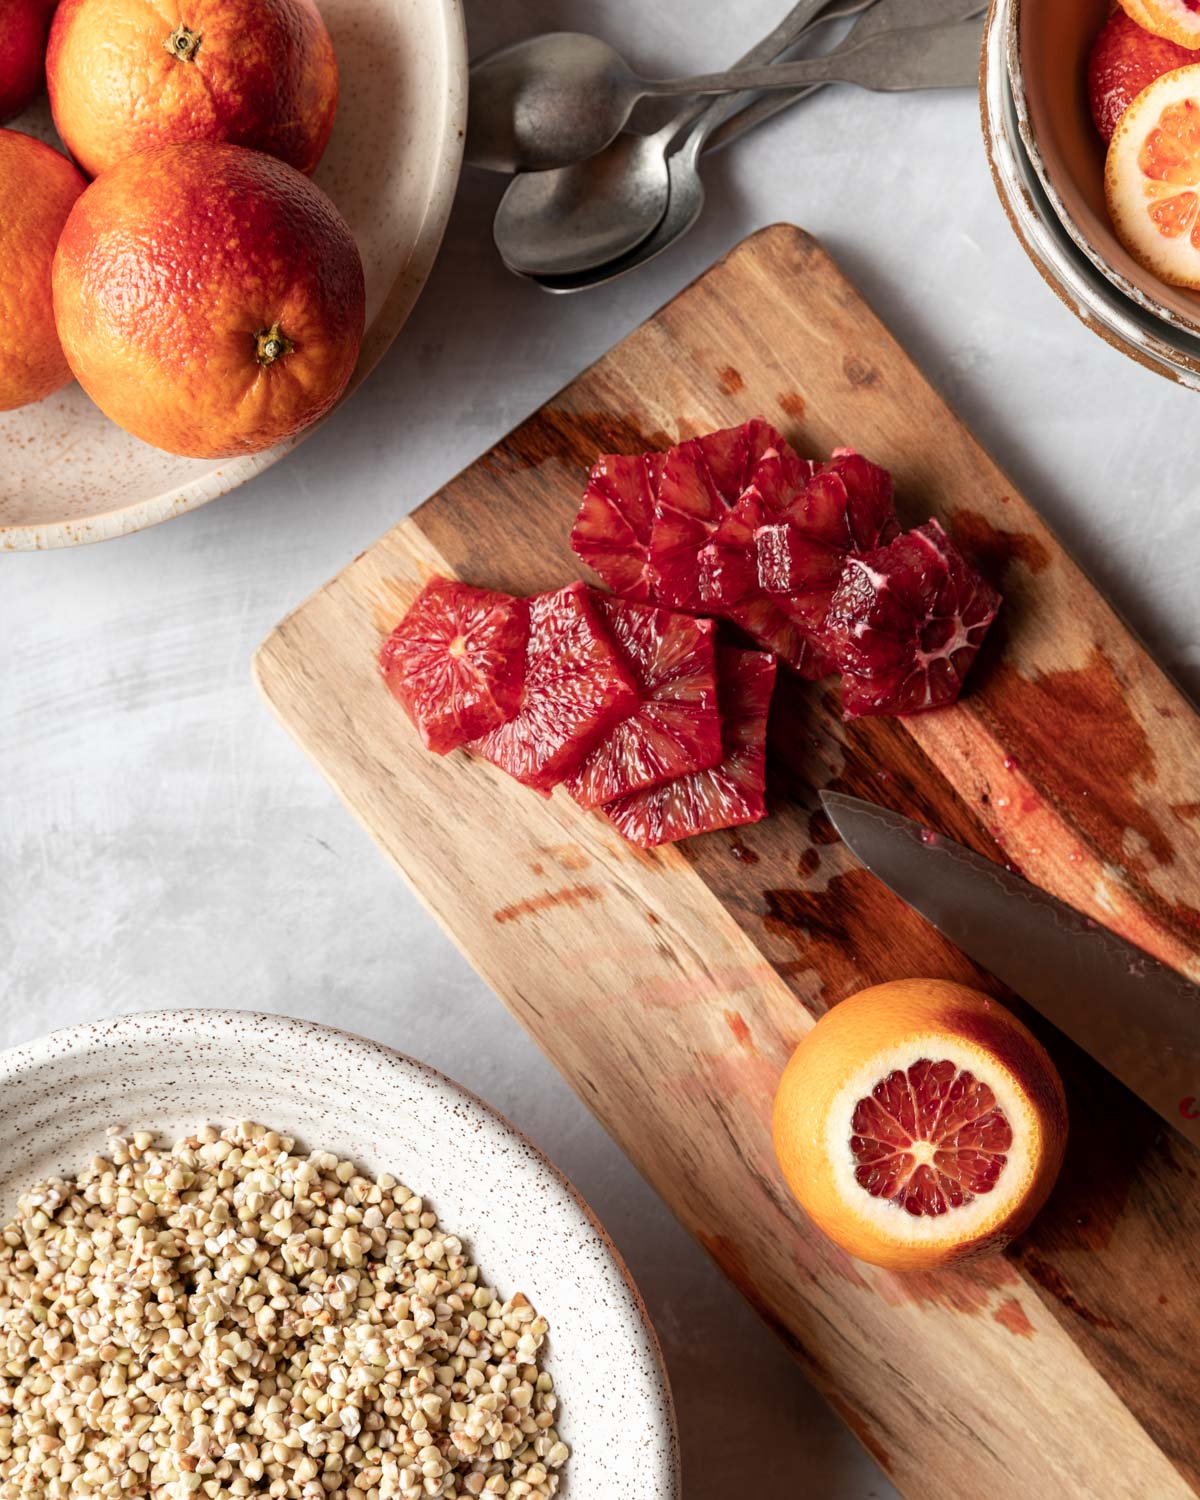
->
495, 128, 673, 277
468, 33, 641, 174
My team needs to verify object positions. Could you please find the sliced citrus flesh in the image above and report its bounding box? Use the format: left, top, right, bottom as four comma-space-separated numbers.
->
471, 581, 638, 794
772, 980, 1067, 1270
379, 577, 530, 754
604, 645, 775, 847
1119, 0, 1200, 51
566, 594, 722, 809
1105, 63, 1200, 286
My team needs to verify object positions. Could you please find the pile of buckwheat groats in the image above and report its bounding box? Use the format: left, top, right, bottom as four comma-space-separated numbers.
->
0, 1122, 569, 1499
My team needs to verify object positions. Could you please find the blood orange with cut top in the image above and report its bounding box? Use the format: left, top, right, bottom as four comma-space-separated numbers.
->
773, 980, 1067, 1270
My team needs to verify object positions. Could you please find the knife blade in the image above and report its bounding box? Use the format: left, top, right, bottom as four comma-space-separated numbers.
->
819, 790, 1200, 1148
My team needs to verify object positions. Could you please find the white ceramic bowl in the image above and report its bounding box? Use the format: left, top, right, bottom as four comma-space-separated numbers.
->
0, 1010, 681, 1497
0, 0, 467, 551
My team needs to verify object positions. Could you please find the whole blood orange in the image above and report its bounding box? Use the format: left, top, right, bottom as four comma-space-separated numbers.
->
772, 980, 1067, 1270
1090, 7, 1195, 142
0, 130, 87, 411
0, 0, 55, 123
52, 142, 365, 459
1105, 63, 1200, 287
47, 0, 338, 179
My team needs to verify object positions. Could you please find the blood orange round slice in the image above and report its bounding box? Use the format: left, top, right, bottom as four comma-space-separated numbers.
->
1119, 0, 1200, 50
570, 451, 665, 603
773, 980, 1067, 1270
1105, 63, 1200, 286
470, 581, 638, 793
567, 595, 722, 809
824, 519, 1000, 717
604, 646, 776, 847
379, 577, 530, 754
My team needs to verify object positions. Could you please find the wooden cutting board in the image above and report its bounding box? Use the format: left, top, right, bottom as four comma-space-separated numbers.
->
255, 226, 1200, 1500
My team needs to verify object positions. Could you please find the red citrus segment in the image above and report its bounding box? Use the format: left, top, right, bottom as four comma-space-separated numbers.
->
571, 451, 664, 602
825, 519, 1000, 717
566, 595, 722, 809
1089, 8, 1195, 142
604, 646, 775, 847
850, 1060, 1012, 1218
379, 578, 529, 755
471, 582, 638, 793
650, 419, 807, 609
721, 595, 836, 680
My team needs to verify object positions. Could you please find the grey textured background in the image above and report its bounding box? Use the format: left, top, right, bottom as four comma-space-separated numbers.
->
6, 0, 1200, 1493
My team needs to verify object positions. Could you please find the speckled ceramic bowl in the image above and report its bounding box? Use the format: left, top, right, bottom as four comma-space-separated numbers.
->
0, 0, 466, 550
982, 0, 1200, 388
0, 1010, 681, 1497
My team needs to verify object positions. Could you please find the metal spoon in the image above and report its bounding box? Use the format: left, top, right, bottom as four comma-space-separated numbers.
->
472, 18, 855, 173
492, 0, 875, 281
519, 2, 987, 292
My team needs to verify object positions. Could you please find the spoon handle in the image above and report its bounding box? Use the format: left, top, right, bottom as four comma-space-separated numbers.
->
646, 15, 984, 97
649, 0, 857, 146
703, 0, 987, 153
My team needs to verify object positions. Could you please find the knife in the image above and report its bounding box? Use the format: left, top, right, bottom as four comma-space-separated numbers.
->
819, 790, 1200, 1149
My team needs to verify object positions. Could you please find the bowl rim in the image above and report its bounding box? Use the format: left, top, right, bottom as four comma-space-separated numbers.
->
981, 0, 1200, 388
1, 0, 469, 553
0, 1006, 683, 1496
1006, 0, 1200, 340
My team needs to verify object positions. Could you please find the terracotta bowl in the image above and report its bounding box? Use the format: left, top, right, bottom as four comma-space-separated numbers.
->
982, 0, 1200, 387
0, 0, 466, 551
1010, 0, 1200, 334
0, 1010, 682, 1496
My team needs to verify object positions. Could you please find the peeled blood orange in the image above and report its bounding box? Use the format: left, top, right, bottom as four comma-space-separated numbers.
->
1105, 62, 1200, 287
471, 582, 638, 794
567, 595, 722, 809
571, 451, 665, 603
825, 519, 1000, 717
773, 980, 1068, 1270
379, 578, 530, 755
52, 142, 365, 458
604, 646, 775, 847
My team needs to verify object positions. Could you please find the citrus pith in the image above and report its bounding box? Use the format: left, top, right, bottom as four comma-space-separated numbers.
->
772, 980, 1067, 1270
1106, 64, 1200, 288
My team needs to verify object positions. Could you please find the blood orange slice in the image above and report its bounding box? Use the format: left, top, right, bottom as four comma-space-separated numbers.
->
379, 577, 530, 754
755, 449, 899, 626
825, 519, 1000, 717
567, 595, 722, 808
570, 451, 665, 602
1119, 0, 1200, 50
1089, 8, 1195, 142
1105, 63, 1200, 285
471, 581, 638, 793
772, 979, 1067, 1270
604, 646, 775, 847
650, 419, 807, 609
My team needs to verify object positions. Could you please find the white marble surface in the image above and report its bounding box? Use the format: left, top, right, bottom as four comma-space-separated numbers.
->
6, 0, 1200, 1493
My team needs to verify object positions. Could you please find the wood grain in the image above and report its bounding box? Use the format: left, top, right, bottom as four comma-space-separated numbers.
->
255, 226, 1200, 1499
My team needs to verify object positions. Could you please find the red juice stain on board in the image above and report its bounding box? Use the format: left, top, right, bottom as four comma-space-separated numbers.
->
947, 508, 1052, 578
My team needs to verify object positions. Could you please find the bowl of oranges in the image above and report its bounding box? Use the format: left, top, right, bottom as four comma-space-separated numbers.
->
983, 0, 1200, 387
0, 0, 466, 549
